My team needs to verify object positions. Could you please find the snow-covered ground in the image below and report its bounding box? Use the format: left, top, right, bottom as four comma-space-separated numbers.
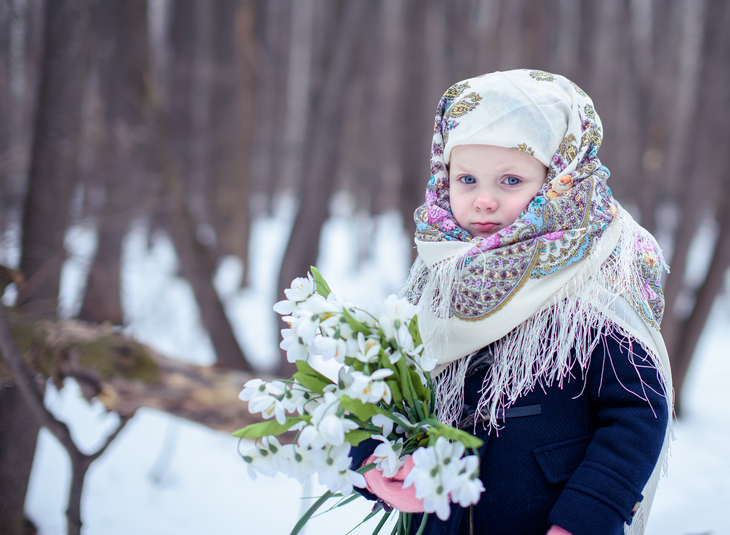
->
18, 200, 730, 534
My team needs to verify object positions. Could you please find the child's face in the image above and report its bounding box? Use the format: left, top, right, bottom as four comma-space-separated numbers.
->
449, 144, 547, 238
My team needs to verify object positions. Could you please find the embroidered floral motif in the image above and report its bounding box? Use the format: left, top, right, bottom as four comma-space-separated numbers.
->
571, 82, 587, 96
529, 70, 555, 82
443, 81, 470, 101
446, 92, 483, 119
514, 143, 535, 156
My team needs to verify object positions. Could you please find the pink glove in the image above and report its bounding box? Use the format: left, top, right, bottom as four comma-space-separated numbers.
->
546, 526, 573, 535
362, 455, 425, 513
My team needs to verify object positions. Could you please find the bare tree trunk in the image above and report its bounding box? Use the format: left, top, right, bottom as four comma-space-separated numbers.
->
79, 0, 152, 325
0, 383, 41, 535
1, 1, 91, 532
0, 306, 130, 535
399, 0, 431, 252
276, 0, 370, 375
665, 0, 729, 414
209, 0, 252, 273
17, 0, 92, 317
1, 0, 29, 241
497, 0, 526, 70
672, 187, 730, 414
158, 0, 250, 371
370, 0, 405, 214
552, 0, 580, 77
248, 0, 289, 213
278, 0, 314, 194
658, 0, 707, 355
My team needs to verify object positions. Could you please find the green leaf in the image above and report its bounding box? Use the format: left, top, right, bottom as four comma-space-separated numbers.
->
345, 505, 384, 534
344, 429, 374, 446
293, 372, 330, 394
310, 266, 331, 297
342, 308, 371, 336
408, 367, 429, 401
385, 379, 403, 404
232, 416, 308, 439
293, 360, 334, 394
295, 360, 334, 383
371, 510, 392, 535
426, 424, 484, 449
338, 395, 390, 421
408, 315, 423, 347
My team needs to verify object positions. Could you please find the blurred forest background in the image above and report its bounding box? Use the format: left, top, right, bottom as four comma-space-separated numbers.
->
1, 0, 729, 534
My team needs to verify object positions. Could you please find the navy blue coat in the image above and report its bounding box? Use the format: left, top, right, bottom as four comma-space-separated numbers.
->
351, 331, 669, 535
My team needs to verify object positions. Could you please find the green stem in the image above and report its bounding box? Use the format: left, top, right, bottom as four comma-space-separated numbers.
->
414, 513, 429, 535
397, 359, 423, 423
290, 491, 334, 535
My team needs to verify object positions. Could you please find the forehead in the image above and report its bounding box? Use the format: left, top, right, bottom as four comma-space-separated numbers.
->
449, 144, 543, 173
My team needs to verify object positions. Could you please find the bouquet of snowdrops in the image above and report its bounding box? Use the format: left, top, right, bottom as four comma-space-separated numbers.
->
235, 268, 484, 535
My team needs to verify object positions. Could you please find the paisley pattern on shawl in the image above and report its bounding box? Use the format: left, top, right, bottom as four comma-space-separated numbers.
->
411, 70, 665, 330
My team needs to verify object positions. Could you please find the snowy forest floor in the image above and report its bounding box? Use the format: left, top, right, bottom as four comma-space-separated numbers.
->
18, 202, 730, 535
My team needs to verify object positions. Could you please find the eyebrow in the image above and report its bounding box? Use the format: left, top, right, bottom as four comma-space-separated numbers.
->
450, 162, 529, 175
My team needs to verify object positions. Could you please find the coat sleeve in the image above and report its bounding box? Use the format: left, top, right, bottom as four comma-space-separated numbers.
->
548, 333, 670, 535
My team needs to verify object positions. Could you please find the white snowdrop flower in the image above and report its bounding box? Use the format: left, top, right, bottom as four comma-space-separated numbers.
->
393, 322, 416, 353
325, 466, 367, 496
449, 455, 484, 507
281, 381, 310, 415
305, 392, 359, 446
279, 328, 309, 362
434, 437, 465, 480
422, 478, 453, 520
239, 378, 285, 402
297, 424, 326, 449
289, 295, 341, 346
371, 436, 405, 477
309, 391, 341, 423
338, 367, 354, 389
355, 332, 381, 363
280, 443, 315, 484
311, 444, 365, 495
371, 413, 394, 437
317, 413, 359, 446
240, 379, 289, 424
273, 274, 316, 316
312, 335, 349, 363
415, 351, 437, 373
376, 294, 419, 341
345, 369, 393, 404
240, 436, 287, 480
404, 437, 469, 521
289, 310, 318, 346
248, 393, 288, 425
385, 347, 403, 365
391, 411, 412, 433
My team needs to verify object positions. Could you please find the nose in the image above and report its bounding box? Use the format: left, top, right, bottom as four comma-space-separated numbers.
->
474, 191, 497, 212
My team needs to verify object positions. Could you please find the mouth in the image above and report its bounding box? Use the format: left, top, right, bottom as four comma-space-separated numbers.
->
473, 222, 500, 232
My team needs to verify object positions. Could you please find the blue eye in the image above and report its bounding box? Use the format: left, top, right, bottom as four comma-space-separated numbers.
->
504, 176, 521, 185
460, 175, 476, 185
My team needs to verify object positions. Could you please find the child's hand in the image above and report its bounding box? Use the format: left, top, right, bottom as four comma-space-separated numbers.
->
546, 526, 573, 535
363, 455, 425, 513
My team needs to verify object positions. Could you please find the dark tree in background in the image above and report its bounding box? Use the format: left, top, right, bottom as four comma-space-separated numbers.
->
1, 1, 92, 533
2, 0, 730, 529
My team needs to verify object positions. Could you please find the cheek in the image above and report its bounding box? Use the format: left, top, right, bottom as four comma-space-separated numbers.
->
448, 190, 469, 223
506, 197, 533, 221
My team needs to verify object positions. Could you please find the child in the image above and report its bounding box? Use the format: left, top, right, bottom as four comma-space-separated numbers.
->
351, 70, 672, 535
